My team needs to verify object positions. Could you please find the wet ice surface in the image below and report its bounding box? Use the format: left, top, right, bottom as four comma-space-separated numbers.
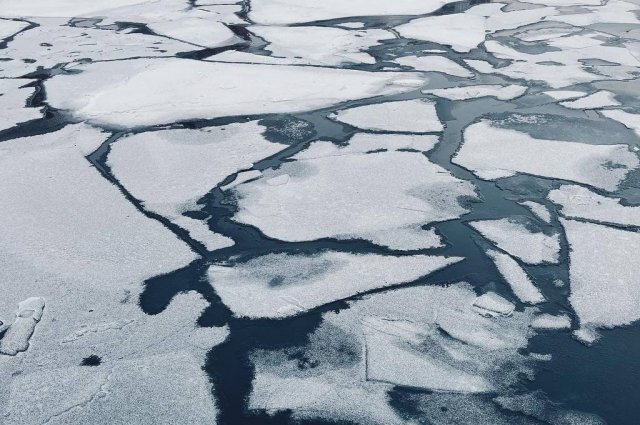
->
1, 0, 640, 424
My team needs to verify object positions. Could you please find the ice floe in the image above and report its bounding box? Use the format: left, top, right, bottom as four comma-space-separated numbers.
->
561, 218, 640, 332
423, 84, 527, 101
471, 217, 560, 264
472, 292, 516, 317
495, 391, 606, 425
0, 298, 45, 356
559, 90, 621, 110
147, 18, 237, 48
208, 251, 462, 318
232, 139, 477, 250
600, 109, 640, 137
249, 0, 451, 25
541, 90, 587, 101
486, 250, 545, 304
329, 99, 443, 132
549, 184, 640, 226
531, 314, 572, 330
394, 55, 474, 78
249, 25, 393, 66
520, 201, 552, 223
453, 120, 639, 191
46, 59, 424, 127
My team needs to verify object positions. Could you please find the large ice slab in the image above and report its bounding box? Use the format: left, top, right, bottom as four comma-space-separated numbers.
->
453, 120, 639, 191
561, 218, 640, 331
45, 59, 424, 127
470, 218, 560, 265
208, 251, 462, 318
486, 250, 545, 304
549, 184, 640, 226
249, 25, 393, 66
232, 139, 477, 250
249, 0, 451, 25
329, 99, 443, 132
108, 122, 285, 218
3, 352, 218, 425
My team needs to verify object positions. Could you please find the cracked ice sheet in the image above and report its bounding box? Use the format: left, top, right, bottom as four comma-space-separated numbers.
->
470, 217, 560, 265
4, 352, 217, 425
329, 99, 443, 133
207, 251, 462, 318
248, 0, 453, 25
0, 18, 196, 78
248, 26, 394, 66
422, 84, 527, 101
248, 283, 541, 424
0, 79, 42, 131
45, 58, 424, 128
0, 124, 226, 410
561, 218, 640, 333
232, 138, 477, 250
549, 184, 640, 227
108, 121, 286, 247
453, 120, 639, 192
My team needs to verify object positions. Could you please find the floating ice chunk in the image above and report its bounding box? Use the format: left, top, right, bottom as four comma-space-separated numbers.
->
147, 18, 237, 48
531, 314, 571, 330
541, 90, 587, 101
364, 317, 494, 393
344, 133, 439, 153
0, 79, 42, 131
600, 109, 640, 137
520, 201, 552, 223
561, 218, 640, 330
471, 218, 560, 264
573, 327, 601, 345
486, 250, 545, 304
4, 352, 218, 425
249, 0, 451, 25
108, 122, 285, 219
464, 59, 496, 74
172, 216, 234, 251
220, 170, 263, 191
232, 141, 477, 250
423, 84, 527, 101
208, 251, 462, 318
0, 298, 45, 356
330, 99, 442, 133
394, 55, 474, 78
250, 26, 393, 66
560, 90, 621, 110
0, 0, 152, 17
46, 59, 423, 127
453, 120, 639, 191
473, 293, 515, 317
549, 184, 640, 226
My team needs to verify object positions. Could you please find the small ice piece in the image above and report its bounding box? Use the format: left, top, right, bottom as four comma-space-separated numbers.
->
232, 140, 477, 250
423, 84, 527, 101
394, 55, 474, 78
531, 314, 571, 330
249, 26, 393, 66
0, 297, 45, 356
220, 170, 263, 191
541, 90, 587, 101
453, 120, 639, 191
208, 252, 462, 318
561, 218, 640, 330
486, 250, 545, 304
330, 99, 443, 133
471, 218, 560, 265
560, 90, 621, 109
364, 317, 494, 393
249, 0, 452, 25
549, 184, 640, 227
108, 122, 285, 219
520, 201, 552, 224
573, 327, 601, 346
473, 293, 515, 317
46, 59, 424, 127
600, 109, 640, 137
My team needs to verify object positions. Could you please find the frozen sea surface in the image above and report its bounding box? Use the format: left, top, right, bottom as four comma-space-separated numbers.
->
1, 1, 640, 424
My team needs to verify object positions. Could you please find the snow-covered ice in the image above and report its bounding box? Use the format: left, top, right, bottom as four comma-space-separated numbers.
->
472, 292, 516, 317
560, 91, 621, 110
0, 298, 45, 356
486, 250, 545, 304
394, 55, 474, 78
208, 251, 462, 318
423, 84, 527, 101
600, 109, 640, 137
531, 314, 572, 330
454, 120, 639, 191
520, 201, 552, 223
329, 99, 443, 133
45, 59, 425, 127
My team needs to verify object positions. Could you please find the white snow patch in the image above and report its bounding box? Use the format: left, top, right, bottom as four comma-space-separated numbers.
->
0, 79, 42, 131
